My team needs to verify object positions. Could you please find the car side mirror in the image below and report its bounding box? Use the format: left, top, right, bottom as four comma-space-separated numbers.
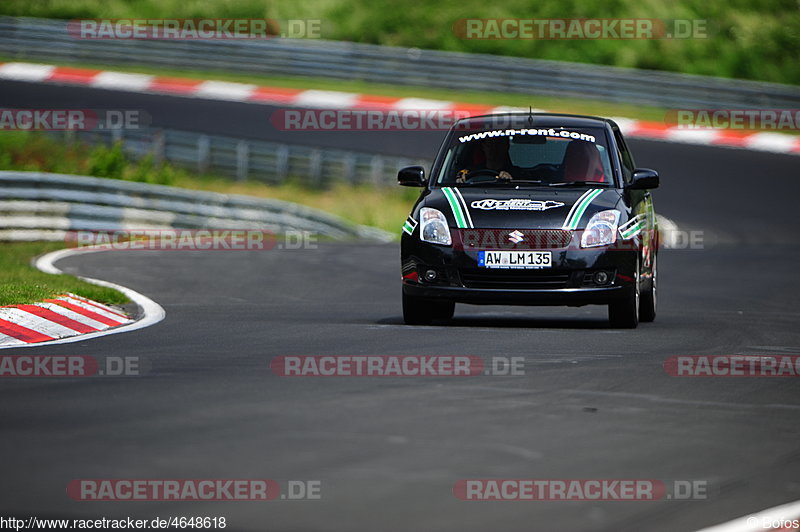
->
628, 168, 659, 190
398, 166, 426, 187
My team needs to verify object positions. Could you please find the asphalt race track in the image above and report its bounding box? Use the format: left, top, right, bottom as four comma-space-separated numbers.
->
1, 80, 800, 531
0, 79, 445, 159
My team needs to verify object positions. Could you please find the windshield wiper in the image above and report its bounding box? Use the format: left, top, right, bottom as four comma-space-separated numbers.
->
547, 181, 610, 187
459, 179, 543, 186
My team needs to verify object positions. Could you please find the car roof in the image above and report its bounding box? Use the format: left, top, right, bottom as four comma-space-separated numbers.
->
455, 112, 616, 130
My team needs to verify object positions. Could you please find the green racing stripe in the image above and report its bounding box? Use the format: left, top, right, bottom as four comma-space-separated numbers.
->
562, 189, 603, 230
442, 187, 470, 229
619, 216, 646, 239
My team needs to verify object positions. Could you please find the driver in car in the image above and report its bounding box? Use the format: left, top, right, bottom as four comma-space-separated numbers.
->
455, 136, 517, 183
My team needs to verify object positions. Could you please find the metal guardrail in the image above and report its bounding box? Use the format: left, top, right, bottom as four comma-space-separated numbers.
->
67, 126, 425, 187
1, 17, 798, 109
0, 171, 395, 242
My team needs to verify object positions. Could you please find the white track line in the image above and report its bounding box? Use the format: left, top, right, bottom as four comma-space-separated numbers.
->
695, 499, 800, 531
0, 246, 165, 349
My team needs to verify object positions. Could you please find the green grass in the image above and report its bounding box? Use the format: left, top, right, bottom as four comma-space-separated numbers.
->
0, 0, 797, 85
0, 242, 129, 306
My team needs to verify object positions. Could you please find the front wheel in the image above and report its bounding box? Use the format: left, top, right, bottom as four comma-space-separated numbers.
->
403, 292, 455, 325
608, 266, 640, 328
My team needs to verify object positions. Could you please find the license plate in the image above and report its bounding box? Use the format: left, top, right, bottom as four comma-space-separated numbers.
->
478, 250, 552, 269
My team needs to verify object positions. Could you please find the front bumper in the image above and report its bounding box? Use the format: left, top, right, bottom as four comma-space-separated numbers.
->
403, 282, 631, 306
401, 229, 640, 307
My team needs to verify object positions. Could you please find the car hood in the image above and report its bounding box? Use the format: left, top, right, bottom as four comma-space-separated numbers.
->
420, 186, 622, 230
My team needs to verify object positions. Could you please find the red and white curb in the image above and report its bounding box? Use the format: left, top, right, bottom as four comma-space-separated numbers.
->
0, 293, 130, 346
1, 61, 798, 156
0, 246, 165, 349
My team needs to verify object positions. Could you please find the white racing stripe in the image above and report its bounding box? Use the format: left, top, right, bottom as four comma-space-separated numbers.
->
195, 80, 258, 101
489, 106, 534, 114
666, 128, 721, 144
53, 296, 131, 323
0, 62, 55, 82
294, 90, 359, 109
452, 188, 474, 228
394, 97, 452, 110
63, 292, 129, 318
91, 71, 154, 91
608, 117, 638, 134
0, 333, 26, 346
694, 499, 800, 532
0, 308, 79, 338
745, 132, 799, 153
32, 302, 108, 330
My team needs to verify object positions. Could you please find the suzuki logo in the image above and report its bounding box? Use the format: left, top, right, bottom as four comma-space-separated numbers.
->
508, 230, 525, 244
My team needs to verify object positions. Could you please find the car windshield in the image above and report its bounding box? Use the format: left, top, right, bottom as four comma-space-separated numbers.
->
435, 126, 615, 187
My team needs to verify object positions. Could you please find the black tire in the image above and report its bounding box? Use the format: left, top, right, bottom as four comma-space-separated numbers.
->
403, 292, 455, 325
639, 254, 657, 323
608, 265, 640, 328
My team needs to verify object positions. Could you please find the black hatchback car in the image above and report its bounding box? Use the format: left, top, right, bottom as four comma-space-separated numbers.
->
399, 113, 659, 328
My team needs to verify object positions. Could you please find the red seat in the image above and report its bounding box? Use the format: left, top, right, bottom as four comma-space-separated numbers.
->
562, 140, 606, 182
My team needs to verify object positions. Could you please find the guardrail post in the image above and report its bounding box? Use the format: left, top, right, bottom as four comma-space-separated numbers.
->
236, 140, 249, 181
369, 155, 384, 186
152, 130, 165, 167
197, 135, 210, 174
343, 153, 356, 184
309, 149, 322, 186
275, 145, 289, 182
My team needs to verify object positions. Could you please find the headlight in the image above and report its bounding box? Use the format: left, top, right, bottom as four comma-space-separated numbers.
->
419, 207, 452, 246
581, 209, 620, 248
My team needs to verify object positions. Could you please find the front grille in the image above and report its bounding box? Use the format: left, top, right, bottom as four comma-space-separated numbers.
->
460, 269, 571, 289
458, 229, 572, 250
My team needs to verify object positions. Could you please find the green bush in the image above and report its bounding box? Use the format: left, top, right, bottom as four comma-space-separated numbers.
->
0, 131, 186, 184
88, 141, 126, 178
